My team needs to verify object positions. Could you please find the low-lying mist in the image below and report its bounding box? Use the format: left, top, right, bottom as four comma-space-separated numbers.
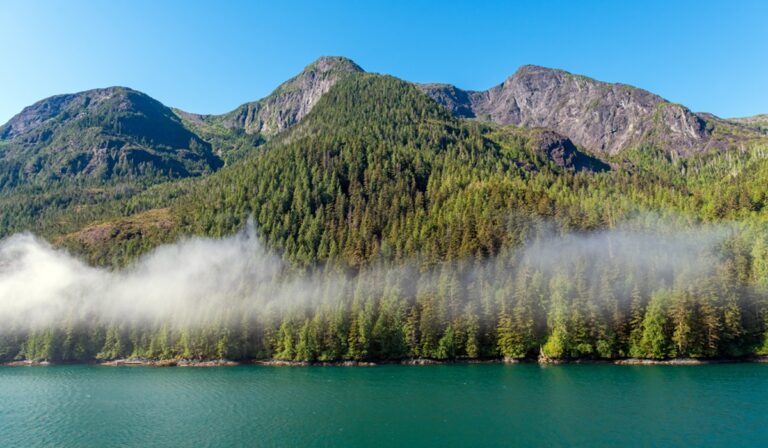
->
0, 217, 736, 333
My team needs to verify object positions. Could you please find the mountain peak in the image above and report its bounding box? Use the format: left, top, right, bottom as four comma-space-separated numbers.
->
421, 64, 724, 156
0, 86, 148, 140
304, 56, 364, 74
512, 64, 567, 76
0, 86, 222, 188
217, 56, 364, 137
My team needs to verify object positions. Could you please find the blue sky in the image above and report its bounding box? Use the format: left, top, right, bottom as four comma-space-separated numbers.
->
1, 0, 766, 123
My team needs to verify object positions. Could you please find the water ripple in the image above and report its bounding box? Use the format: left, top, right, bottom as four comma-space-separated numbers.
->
1, 364, 767, 447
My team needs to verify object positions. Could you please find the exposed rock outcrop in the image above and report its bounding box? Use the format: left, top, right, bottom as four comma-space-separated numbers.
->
521, 127, 610, 172
419, 65, 745, 157
216, 56, 364, 136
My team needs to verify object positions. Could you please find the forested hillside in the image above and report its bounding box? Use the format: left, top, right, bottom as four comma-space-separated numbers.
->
0, 87, 223, 189
2, 63, 768, 364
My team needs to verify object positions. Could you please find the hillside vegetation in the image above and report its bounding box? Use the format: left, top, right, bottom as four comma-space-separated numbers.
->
2, 63, 768, 364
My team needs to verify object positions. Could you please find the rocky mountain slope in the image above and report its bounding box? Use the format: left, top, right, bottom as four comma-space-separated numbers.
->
730, 114, 768, 134
419, 65, 758, 156
496, 126, 610, 172
3, 59, 768, 366
1, 56, 764, 195
0, 87, 222, 188
0, 57, 366, 190
180, 56, 364, 138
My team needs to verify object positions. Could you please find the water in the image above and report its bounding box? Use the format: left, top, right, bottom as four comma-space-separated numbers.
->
0, 364, 766, 447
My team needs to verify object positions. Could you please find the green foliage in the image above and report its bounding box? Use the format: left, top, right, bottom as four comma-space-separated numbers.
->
636, 290, 672, 359
3, 73, 768, 363
0, 88, 223, 190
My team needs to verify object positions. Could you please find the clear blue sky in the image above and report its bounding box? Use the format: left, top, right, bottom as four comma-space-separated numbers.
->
1, 0, 766, 123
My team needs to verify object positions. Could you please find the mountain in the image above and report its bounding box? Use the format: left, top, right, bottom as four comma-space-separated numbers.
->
3, 58, 760, 195
0, 87, 222, 189
419, 65, 757, 156
3, 56, 767, 248
730, 114, 768, 134
7, 70, 768, 366
0, 60, 768, 363
180, 56, 364, 139
56, 73, 609, 266
0, 56, 365, 192
498, 127, 609, 172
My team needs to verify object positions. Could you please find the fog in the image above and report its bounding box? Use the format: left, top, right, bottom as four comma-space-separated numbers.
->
0, 218, 734, 332
0, 222, 319, 330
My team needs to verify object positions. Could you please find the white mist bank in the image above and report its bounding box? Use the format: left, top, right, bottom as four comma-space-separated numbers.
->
0, 219, 734, 331
0, 223, 328, 330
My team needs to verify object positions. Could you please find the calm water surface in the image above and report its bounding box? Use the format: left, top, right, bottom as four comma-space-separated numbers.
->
0, 363, 766, 447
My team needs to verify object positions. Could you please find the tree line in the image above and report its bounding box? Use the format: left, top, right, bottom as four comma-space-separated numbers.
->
2, 74, 768, 362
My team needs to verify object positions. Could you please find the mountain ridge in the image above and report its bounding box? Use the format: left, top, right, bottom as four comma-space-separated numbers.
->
3, 57, 763, 166
0, 86, 222, 189
1, 56, 765, 194
3, 59, 768, 367
179, 56, 364, 138
417, 64, 755, 157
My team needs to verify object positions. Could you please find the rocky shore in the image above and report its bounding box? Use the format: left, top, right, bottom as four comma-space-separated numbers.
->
99, 358, 240, 367
614, 358, 725, 366
1, 360, 52, 367
253, 360, 378, 367
4, 356, 768, 367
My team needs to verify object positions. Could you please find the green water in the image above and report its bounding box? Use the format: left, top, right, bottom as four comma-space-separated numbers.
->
0, 364, 766, 447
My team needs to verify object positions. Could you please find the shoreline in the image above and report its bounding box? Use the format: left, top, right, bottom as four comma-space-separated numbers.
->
3, 356, 768, 367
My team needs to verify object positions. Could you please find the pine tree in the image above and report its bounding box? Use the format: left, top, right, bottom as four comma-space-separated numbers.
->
541, 275, 570, 360
638, 290, 672, 359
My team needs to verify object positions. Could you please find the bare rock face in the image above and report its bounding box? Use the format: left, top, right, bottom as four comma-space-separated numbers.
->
500, 126, 610, 172
219, 56, 364, 136
528, 128, 610, 172
417, 83, 476, 118
420, 65, 724, 157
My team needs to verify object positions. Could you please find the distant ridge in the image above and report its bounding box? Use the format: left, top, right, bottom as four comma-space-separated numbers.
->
180, 56, 364, 137
0, 86, 221, 188
418, 65, 749, 156
1, 56, 765, 191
